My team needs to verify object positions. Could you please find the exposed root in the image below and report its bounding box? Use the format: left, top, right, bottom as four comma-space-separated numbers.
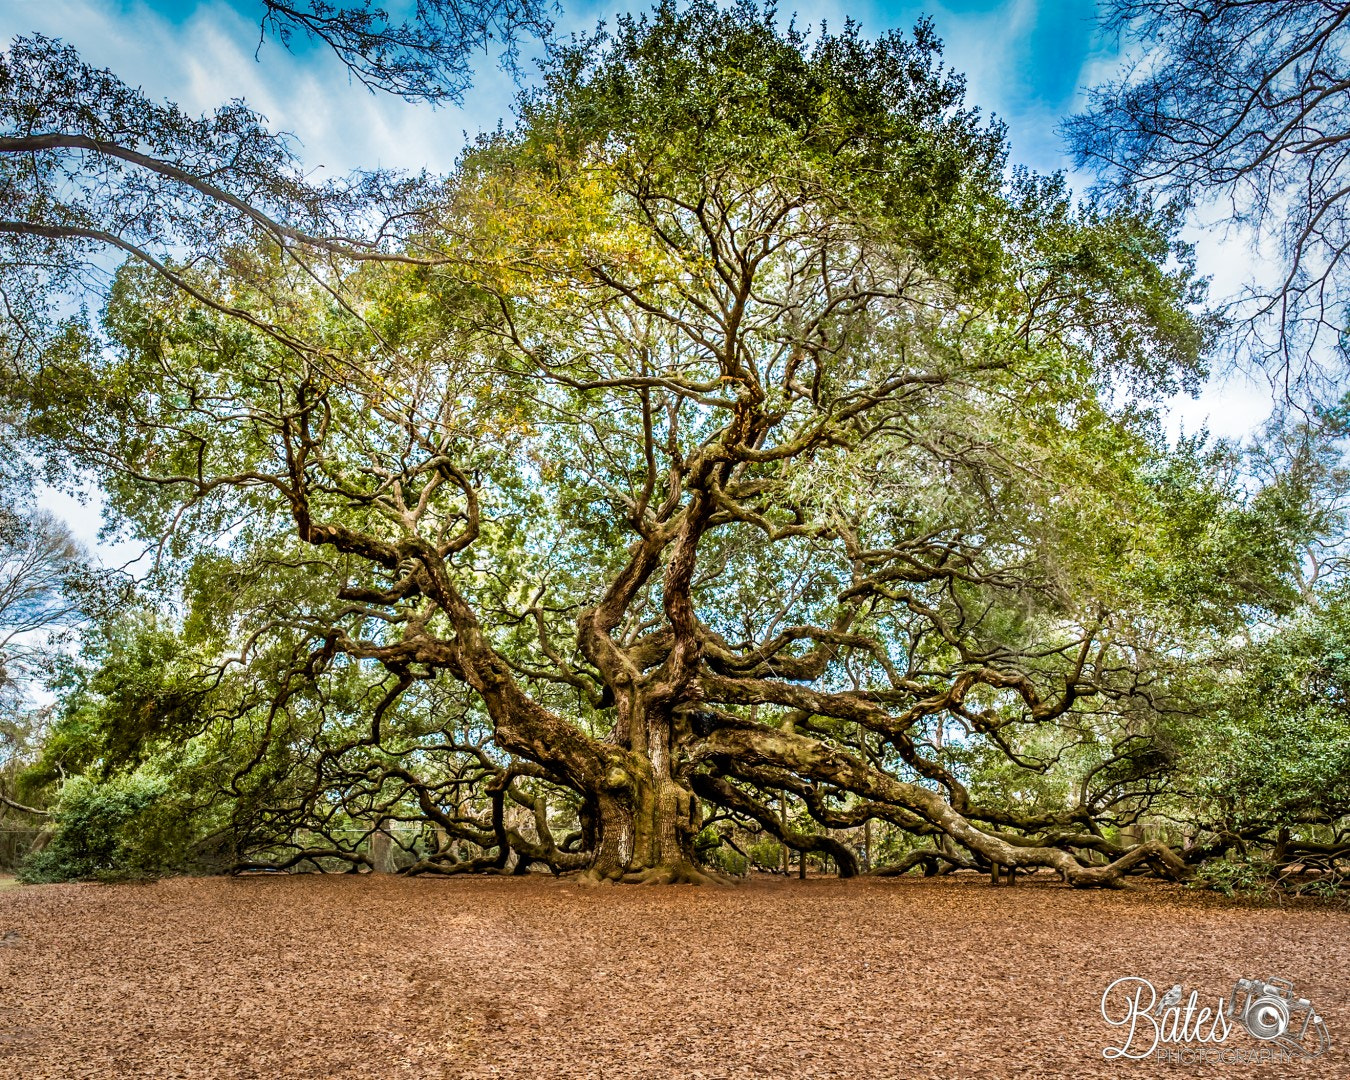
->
574, 862, 736, 886
622, 862, 737, 886
574, 868, 619, 886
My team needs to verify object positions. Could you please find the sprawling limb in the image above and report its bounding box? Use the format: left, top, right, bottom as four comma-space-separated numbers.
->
698, 723, 1194, 888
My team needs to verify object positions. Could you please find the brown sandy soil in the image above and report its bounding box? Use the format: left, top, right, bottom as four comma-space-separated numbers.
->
0, 873, 1346, 1079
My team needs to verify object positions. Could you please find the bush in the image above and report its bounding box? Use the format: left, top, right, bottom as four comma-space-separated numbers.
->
1191, 856, 1276, 899
1191, 854, 1350, 903
18, 773, 167, 883
746, 837, 785, 872
694, 828, 749, 876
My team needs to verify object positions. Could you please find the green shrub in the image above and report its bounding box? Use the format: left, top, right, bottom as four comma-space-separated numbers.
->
694, 828, 749, 876
1191, 856, 1276, 899
746, 837, 785, 872
18, 773, 167, 883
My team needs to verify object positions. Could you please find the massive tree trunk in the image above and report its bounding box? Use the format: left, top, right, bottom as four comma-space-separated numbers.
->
584, 703, 711, 883
586, 774, 706, 883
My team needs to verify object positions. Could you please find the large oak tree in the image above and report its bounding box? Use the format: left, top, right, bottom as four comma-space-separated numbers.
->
19, 2, 1307, 885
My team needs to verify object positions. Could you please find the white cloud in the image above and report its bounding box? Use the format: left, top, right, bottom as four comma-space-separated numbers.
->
1162, 369, 1275, 443
1, 0, 515, 174
30, 481, 148, 567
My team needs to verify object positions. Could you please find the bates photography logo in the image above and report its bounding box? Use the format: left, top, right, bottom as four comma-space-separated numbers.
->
1100, 975, 1332, 1062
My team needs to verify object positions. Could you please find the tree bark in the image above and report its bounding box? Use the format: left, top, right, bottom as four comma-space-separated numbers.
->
585, 773, 710, 883
369, 818, 395, 874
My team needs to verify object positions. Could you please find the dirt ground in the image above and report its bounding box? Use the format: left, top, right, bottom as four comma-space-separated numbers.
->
0, 873, 1346, 1079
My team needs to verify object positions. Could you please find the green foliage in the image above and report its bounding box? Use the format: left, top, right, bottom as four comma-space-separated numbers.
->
1184, 587, 1350, 831
522, 0, 1008, 284
745, 837, 785, 873
1191, 854, 1349, 903
1191, 856, 1277, 900
19, 773, 167, 883
694, 828, 748, 875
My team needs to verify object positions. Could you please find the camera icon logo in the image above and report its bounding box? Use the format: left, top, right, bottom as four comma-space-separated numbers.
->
1226, 976, 1331, 1057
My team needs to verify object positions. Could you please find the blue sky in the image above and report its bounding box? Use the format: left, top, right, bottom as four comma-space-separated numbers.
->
1, 0, 1274, 554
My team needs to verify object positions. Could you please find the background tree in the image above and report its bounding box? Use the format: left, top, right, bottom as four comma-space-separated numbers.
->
1066, 0, 1350, 390
0, 34, 433, 402
1062, 0, 1350, 897
1177, 585, 1350, 892
0, 509, 84, 708
0, 508, 85, 822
